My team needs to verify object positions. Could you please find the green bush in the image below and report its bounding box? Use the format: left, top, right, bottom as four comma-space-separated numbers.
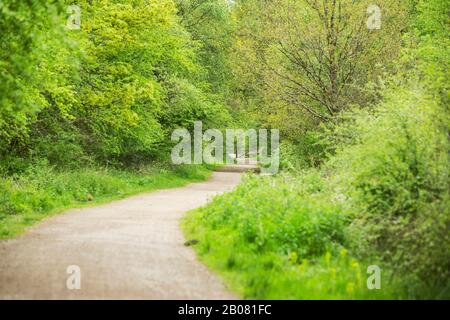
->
327, 83, 450, 298
326, 0, 449, 297
183, 172, 398, 299
199, 174, 347, 256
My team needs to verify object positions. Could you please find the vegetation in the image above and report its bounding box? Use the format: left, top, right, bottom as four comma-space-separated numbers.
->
0, 0, 231, 235
1, 163, 211, 238
1, 0, 448, 299
183, 0, 449, 299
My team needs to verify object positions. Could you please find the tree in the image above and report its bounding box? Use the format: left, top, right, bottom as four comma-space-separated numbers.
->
231, 0, 408, 123
0, 0, 75, 156
175, 0, 235, 98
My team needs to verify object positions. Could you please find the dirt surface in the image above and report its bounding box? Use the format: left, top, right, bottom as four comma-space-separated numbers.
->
0, 171, 242, 299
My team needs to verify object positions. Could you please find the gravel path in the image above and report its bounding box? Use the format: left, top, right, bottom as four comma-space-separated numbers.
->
0, 171, 242, 299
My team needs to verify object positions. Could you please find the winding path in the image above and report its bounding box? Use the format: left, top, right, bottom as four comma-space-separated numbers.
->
0, 171, 243, 299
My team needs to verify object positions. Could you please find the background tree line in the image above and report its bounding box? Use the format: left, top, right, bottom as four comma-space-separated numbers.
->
0, 0, 234, 172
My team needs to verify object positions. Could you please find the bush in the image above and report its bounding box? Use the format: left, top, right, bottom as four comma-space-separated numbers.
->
183, 173, 382, 299
201, 173, 347, 256
327, 83, 450, 298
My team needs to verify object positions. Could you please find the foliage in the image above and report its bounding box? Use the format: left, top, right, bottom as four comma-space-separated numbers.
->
183, 173, 398, 299
0, 0, 77, 157
228, 0, 408, 141
183, 0, 450, 299
0, 0, 232, 168
0, 161, 211, 239
330, 0, 450, 297
1, 0, 448, 300
176, 0, 235, 97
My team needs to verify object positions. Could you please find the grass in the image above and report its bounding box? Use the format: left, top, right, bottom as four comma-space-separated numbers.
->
181, 173, 400, 299
0, 162, 213, 239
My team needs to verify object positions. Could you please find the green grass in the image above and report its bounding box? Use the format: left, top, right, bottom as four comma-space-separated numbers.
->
182, 173, 399, 299
0, 163, 212, 239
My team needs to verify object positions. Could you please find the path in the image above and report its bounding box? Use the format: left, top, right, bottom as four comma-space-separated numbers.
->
0, 171, 244, 299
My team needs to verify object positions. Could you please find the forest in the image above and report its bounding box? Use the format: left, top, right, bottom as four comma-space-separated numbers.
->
0, 0, 449, 299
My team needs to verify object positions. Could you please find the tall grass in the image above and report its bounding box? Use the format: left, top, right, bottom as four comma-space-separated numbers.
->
183, 174, 398, 299
0, 162, 212, 238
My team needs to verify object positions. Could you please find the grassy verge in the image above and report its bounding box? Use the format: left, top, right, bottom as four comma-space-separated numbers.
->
0, 163, 212, 239
182, 173, 399, 299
